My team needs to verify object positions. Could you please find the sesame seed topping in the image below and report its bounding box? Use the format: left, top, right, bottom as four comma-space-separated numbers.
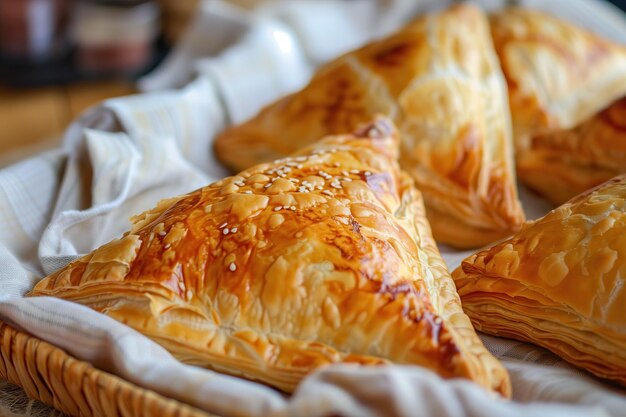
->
341, 170, 349, 177
330, 181, 342, 189
333, 163, 340, 167
164, 243, 171, 249
158, 231, 166, 236
297, 164, 303, 169
243, 190, 253, 194
342, 177, 352, 182
234, 181, 244, 186
286, 162, 298, 167
219, 223, 228, 228
295, 156, 307, 162
230, 227, 237, 233
316, 185, 323, 190
365, 171, 372, 176
229, 262, 237, 272
290, 206, 296, 211
223, 228, 229, 235
298, 186, 309, 193
264, 183, 272, 188
350, 169, 360, 174
322, 190, 333, 196
274, 206, 283, 211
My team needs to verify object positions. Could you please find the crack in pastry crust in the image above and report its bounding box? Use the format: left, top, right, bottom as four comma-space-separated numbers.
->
31, 118, 510, 396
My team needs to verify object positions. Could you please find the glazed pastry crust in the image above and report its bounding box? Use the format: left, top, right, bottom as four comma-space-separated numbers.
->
518, 96, 626, 205
31, 119, 510, 396
490, 8, 626, 152
215, 4, 524, 249
453, 175, 626, 386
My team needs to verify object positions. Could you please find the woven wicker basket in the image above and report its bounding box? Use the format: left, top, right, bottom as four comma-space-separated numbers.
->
0, 322, 218, 417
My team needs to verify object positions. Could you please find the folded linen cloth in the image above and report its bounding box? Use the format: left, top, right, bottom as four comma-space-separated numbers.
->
1, 1, 626, 416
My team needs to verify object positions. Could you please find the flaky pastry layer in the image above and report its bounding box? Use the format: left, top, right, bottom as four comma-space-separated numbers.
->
453, 175, 626, 386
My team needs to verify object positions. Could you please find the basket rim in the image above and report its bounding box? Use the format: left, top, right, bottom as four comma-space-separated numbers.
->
0, 320, 218, 417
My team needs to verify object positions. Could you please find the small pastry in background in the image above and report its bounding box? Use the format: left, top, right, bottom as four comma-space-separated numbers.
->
30, 118, 510, 396
518, 96, 626, 205
490, 7, 626, 188
215, 4, 524, 249
453, 174, 626, 387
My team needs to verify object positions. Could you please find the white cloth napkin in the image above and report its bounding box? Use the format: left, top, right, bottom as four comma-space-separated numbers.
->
2, 1, 626, 417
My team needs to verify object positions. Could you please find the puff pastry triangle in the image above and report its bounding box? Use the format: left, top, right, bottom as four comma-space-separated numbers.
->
490, 7, 626, 196
31, 119, 509, 396
453, 175, 626, 386
215, 4, 524, 249
517, 96, 626, 204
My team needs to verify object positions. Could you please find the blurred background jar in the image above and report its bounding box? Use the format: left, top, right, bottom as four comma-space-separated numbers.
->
72, 1, 160, 75
0, 0, 73, 62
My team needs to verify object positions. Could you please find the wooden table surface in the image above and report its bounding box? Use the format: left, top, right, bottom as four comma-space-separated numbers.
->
0, 80, 136, 166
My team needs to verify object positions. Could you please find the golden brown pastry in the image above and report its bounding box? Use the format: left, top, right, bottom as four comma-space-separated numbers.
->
30, 119, 510, 396
518, 96, 626, 205
453, 175, 626, 386
215, 4, 524, 249
490, 8, 626, 175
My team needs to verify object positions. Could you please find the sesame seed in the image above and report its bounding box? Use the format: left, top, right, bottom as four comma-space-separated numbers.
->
229, 262, 237, 272
283, 167, 291, 173
295, 156, 307, 162
244, 190, 253, 194
274, 206, 283, 211
158, 231, 166, 236
286, 162, 298, 167
235, 181, 244, 186
322, 190, 333, 196
368, 127, 379, 138
230, 227, 237, 233
298, 186, 309, 193
333, 163, 340, 167
365, 171, 372, 176
341, 170, 349, 177
350, 169, 359, 174
164, 243, 171, 249
219, 223, 228, 228
342, 177, 352, 182
290, 206, 296, 211
297, 164, 303, 169
223, 228, 229, 235
264, 183, 272, 188
330, 181, 342, 189
316, 185, 323, 190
